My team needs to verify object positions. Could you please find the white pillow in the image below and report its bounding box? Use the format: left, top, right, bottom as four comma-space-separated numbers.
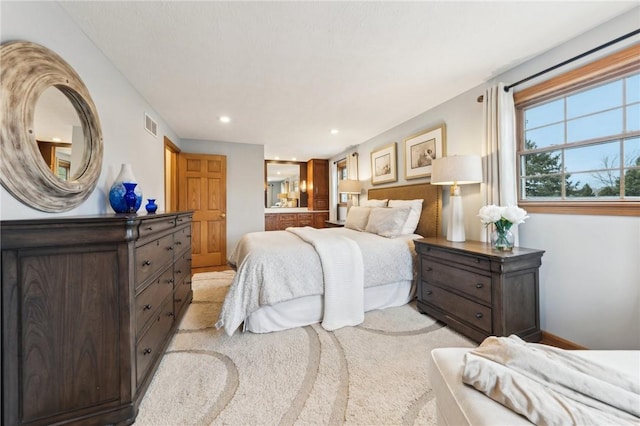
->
365, 206, 412, 238
345, 206, 371, 231
388, 199, 423, 234
360, 199, 388, 207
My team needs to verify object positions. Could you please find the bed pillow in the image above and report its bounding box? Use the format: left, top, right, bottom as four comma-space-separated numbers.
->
360, 199, 388, 207
365, 206, 412, 238
388, 199, 423, 234
345, 206, 372, 231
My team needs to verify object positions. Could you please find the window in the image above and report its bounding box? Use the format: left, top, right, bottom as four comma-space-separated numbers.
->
515, 44, 640, 216
336, 158, 348, 204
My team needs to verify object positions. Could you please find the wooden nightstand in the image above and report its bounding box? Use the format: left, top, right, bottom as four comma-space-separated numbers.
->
415, 237, 544, 343
324, 219, 345, 228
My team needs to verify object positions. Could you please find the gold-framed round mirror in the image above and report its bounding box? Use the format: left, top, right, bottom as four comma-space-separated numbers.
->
0, 41, 103, 212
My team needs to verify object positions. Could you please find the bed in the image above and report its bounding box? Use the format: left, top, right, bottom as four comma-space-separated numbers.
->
216, 183, 441, 336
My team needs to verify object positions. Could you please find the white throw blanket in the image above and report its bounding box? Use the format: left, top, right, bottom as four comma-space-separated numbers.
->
462, 335, 640, 426
286, 226, 364, 331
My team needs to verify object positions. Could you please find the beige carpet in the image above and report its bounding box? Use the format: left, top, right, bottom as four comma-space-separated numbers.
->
136, 270, 475, 425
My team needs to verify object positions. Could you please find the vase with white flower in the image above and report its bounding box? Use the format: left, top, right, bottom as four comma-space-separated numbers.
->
478, 205, 529, 251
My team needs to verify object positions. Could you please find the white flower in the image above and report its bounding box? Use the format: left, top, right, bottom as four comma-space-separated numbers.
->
478, 204, 503, 225
478, 204, 529, 226
502, 205, 529, 225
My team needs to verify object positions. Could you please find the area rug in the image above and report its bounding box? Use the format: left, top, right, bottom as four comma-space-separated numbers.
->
136, 270, 475, 425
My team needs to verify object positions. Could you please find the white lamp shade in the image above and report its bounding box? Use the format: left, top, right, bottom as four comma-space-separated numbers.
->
431, 155, 483, 186
338, 179, 362, 194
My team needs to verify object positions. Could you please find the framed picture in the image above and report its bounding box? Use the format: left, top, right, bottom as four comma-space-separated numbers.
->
403, 124, 446, 179
370, 142, 397, 185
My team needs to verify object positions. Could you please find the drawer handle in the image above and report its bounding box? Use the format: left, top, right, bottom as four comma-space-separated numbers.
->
143, 348, 152, 355
143, 304, 152, 311
142, 259, 151, 266
476, 283, 484, 289
167, 312, 174, 317
176, 269, 182, 274
176, 298, 182, 303
475, 313, 483, 319
167, 246, 174, 251
167, 278, 175, 284
177, 218, 183, 223
145, 226, 153, 231
425, 267, 433, 271
425, 290, 433, 295
175, 241, 182, 246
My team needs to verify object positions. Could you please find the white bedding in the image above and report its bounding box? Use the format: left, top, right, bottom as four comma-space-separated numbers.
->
217, 227, 419, 335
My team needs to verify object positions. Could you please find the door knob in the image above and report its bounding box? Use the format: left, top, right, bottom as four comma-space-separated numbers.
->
220, 213, 226, 218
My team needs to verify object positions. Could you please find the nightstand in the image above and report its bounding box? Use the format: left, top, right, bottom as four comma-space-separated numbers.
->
324, 219, 345, 228
415, 237, 544, 343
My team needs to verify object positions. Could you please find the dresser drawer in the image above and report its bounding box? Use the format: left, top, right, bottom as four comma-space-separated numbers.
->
136, 233, 174, 288
421, 284, 492, 333
174, 279, 192, 318
138, 216, 176, 239
136, 301, 174, 385
297, 213, 313, 227
419, 245, 490, 272
422, 259, 492, 304
135, 267, 174, 335
174, 250, 191, 288
173, 224, 191, 255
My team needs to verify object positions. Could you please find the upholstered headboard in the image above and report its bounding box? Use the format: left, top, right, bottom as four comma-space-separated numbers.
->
367, 183, 441, 238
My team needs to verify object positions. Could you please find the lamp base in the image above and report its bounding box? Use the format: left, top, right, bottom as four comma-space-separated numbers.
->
446, 188, 466, 242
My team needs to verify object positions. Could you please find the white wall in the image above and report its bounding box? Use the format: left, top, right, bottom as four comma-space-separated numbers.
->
1, 1, 182, 219
181, 139, 265, 256
331, 8, 640, 349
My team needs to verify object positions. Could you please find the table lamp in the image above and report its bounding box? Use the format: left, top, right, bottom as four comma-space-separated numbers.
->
338, 179, 362, 212
430, 155, 483, 242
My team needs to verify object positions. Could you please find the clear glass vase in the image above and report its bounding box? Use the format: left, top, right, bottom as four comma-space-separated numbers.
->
491, 227, 514, 251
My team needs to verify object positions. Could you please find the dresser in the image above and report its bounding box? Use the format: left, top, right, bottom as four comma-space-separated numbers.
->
1, 212, 193, 425
264, 211, 329, 231
415, 238, 544, 343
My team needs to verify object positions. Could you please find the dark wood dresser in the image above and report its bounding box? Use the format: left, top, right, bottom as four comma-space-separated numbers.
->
415, 237, 544, 343
1, 211, 193, 425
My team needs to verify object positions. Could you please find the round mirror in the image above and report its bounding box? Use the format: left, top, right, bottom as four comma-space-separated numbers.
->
34, 87, 85, 181
0, 41, 103, 212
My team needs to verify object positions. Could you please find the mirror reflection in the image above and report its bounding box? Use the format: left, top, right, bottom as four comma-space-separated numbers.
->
265, 161, 307, 208
33, 87, 85, 181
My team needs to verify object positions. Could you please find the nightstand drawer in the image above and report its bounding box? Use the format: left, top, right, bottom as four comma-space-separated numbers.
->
421, 284, 492, 333
419, 245, 490, 272
421, 259, 492, 304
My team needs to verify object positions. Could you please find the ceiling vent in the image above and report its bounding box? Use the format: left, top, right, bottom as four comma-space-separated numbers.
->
144, 113, 158, 137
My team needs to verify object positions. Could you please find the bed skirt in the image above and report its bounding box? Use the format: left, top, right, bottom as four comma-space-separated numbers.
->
243, 280, 414, 333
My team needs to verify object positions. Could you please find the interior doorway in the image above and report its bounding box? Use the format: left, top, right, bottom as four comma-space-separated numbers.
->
164, 136, 179, 212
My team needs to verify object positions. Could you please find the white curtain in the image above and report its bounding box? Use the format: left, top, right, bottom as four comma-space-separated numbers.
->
482, 83, 519, 243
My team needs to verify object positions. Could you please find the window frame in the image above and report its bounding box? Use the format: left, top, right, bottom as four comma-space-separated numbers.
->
514, 43, 640, 216
336, 158, 348, 205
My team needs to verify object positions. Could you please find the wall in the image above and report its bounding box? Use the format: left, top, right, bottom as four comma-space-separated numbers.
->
331, 8, 640, 349
1, 1, 182, 219
181, 139, 265, 256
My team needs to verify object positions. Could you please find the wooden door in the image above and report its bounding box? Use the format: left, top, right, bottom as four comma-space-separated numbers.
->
178, 153, 227, 271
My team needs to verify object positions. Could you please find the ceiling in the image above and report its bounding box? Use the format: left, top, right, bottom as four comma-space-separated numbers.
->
60, 1, 637, 161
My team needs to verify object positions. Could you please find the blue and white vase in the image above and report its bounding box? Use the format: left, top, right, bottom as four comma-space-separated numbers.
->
109, 163, 142, 213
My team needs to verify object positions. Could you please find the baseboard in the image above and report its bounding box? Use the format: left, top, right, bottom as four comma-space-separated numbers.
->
539, 331, 587, 350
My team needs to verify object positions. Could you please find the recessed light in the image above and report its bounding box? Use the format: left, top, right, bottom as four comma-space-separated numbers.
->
52, 137, 61, 142
219, 116, 231, 123
274, 156, 280, 160
292, 157, 296, 161
330, 129, 339, 135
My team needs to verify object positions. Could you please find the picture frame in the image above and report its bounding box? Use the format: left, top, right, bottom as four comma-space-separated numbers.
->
370, 142, 397, 185
403, 124, 446, 179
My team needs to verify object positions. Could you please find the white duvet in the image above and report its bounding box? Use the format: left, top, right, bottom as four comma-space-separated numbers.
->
216, 227, 419, 335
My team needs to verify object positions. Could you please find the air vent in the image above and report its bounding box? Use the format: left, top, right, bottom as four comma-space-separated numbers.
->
144, 113, 158, 137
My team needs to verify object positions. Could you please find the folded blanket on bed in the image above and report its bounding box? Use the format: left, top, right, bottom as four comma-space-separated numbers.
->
462, 335, 640, 426
286, 227, 364, 331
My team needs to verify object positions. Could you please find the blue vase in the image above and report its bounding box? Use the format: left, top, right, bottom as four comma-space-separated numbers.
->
109, 163, 142, 213
123, 183, 138, 213
145, 198, 158, 214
